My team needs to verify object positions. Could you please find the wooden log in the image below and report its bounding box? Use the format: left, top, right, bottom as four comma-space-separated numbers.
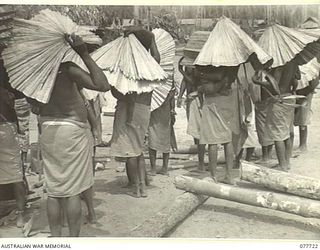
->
241, 161, 320, 200
174, 175, 320, 219
129, 192, 208, 237
171, 145, 199, 154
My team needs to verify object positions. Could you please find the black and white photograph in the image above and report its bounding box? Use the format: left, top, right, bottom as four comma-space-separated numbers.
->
1, 2, 320, 242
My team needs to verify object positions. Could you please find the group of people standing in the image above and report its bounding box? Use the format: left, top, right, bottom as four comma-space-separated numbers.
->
177, 23, 319, 185
0, 19, 175, 237
1, 13, 319, 239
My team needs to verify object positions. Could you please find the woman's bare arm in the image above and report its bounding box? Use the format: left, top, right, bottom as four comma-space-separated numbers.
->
64, 34, 110, 92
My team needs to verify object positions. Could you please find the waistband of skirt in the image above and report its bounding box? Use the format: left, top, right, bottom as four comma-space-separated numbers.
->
39, 117, 89, 129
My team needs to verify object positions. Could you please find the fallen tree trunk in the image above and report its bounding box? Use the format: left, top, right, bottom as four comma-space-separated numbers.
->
171, 145, 199, 154
129, 192, 208, 237
174, 175, 320, 219
241, 161, 320, 200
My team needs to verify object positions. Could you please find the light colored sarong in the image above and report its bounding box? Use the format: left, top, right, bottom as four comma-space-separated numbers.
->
0, 122, 23, 184
243, 125, 259, 148
199, 95, 234, 145
14, 98, 31, 153
111, 100, 151, 158
255, 100, 273, 146
148, 100, 171, 153
265, 99, 295, 142
39, 118, 94, 198
243, 102, 259, 149
187, 97, 202, 140
89, 96, 103, 146
294, 93, 313, 126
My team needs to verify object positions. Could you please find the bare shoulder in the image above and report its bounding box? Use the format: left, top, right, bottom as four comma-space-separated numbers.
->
59, 61, 81, 74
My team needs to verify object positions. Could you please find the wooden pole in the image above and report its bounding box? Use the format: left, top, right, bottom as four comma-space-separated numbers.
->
174, 175, 320, 219
172, 145, 199, 154
240, 161, 320, 200
129, 192, 208, 237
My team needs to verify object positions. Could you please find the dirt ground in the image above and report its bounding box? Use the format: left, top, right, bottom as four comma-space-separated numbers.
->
1, 54, 320, 239
169, 88, 320, 239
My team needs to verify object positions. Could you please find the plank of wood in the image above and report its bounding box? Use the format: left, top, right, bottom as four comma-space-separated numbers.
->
174, 175, 320, 218
241, 160, 320, 200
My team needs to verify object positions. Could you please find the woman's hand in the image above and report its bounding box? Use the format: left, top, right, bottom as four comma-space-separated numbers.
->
65, 33, 88, 56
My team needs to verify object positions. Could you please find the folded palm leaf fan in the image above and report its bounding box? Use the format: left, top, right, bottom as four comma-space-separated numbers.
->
258, 24, 320, 69
89, 31, 167, 95
2, 9, 102, 103
150, 28, 175, 111
194, 16, 272, 68
297, 57, 320, 90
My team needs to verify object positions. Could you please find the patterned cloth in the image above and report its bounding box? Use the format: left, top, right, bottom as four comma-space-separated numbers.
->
14, 98, 31, 153
148, 100, 171, 153
0, 122, 23, 185
111, 100, 151, 158
39, 118, 94, 198
294, 93, 313, 126
265, 99, 295, 142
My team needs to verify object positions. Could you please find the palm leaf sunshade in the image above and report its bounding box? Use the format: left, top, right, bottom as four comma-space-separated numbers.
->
2, 9, 102, 103
89, 32, 167, 95
194, 16, 272, 68
258, 24, 320, 69
297, 58, 320, 90
150, 28, 175, 111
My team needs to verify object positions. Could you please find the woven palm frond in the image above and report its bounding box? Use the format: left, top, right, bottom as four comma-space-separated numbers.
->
90, 33, 167, 94
151, 28, 175, 111
259, 24, 320, 69
194, 16, 272, 68
2, 9, 102, 103
297, 58, 320, 90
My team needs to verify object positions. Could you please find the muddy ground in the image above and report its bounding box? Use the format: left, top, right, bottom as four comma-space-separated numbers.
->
1, 54, 320, 239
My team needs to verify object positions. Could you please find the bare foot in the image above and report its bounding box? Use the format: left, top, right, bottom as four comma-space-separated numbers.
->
210, 176, 218, 183
16, 211, 25, 228
220, 177, 237, 186
157, 169, 169, 176
272, 165, 289, 172
197, 166, 206, 172
145, 176, 152, 186
150, 170, 157, 176
87, 214, 97, 224
255, 159, 270, 165
140, 188, 148, 198
127, 190, 141, 198
297, 146, 307, 153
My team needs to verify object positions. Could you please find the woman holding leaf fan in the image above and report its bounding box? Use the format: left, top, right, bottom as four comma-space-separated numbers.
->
38, 34, 110, 237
